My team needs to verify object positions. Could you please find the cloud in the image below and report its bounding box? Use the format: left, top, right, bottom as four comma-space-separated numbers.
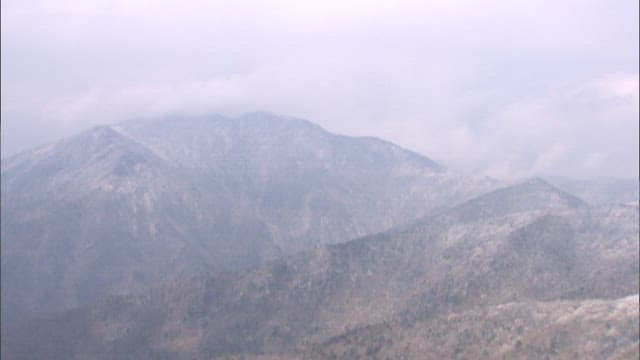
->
454, 74, 639, 179
1, 0, 638, 179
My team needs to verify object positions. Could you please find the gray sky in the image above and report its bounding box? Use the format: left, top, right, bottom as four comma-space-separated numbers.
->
2, 0, 638, 179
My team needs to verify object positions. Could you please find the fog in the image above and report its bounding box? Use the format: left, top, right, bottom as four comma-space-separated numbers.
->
1, 0, 638, 179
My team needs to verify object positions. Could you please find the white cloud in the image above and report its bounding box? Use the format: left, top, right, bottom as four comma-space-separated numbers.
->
2, 0, 638, 178
443, 74, 639, 179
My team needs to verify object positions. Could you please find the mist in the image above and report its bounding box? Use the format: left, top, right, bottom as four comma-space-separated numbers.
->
2, 0, 638, 179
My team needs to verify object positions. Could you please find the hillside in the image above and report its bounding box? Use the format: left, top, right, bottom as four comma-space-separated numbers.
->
307, 295, 640, 360
3, 179, 637, 359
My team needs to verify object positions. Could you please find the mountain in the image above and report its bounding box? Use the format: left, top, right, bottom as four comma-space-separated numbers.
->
3, 179, 637, 359
1, 112, 497, 324
439, 177, 586, 222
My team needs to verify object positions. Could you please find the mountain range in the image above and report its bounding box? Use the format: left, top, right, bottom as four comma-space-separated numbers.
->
1, 112, 496, 324
1, 112, 638, 359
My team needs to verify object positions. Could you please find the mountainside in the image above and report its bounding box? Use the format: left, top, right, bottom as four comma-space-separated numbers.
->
3, 179, 637, 359
1, 112, 497, 324
306, 295, 639, 360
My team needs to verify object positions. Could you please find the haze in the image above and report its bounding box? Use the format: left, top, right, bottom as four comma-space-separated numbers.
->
1, 0, 638, 179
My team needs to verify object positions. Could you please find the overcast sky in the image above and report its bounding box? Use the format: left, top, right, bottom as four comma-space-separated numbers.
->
1, 0, 638, 179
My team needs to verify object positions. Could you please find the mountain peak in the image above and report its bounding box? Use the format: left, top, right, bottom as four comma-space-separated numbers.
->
521, 176, 549, 187
450, 177, 587, 222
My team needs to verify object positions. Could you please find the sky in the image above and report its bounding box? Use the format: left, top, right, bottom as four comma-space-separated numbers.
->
1, 0, 638, 179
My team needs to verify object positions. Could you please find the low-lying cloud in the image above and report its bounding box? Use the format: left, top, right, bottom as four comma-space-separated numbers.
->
2, 0, 638, 179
